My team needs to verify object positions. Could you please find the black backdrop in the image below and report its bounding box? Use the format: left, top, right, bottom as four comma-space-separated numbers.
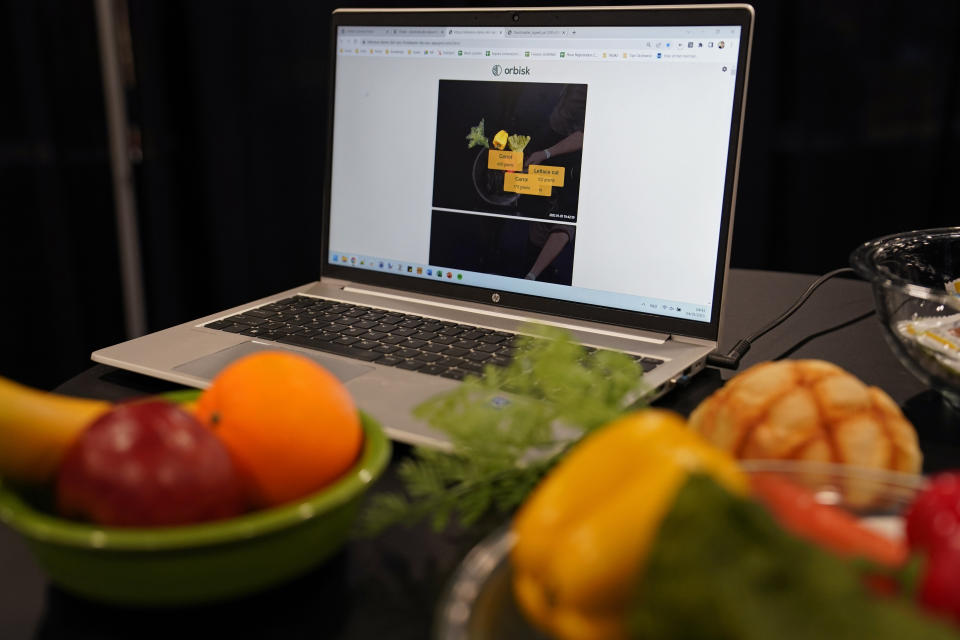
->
2, 0, 958, 389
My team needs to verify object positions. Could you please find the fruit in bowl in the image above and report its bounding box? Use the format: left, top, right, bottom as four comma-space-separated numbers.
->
194, 350, 364, 508
57, 400, 247, 527
0, 351, 390, 605
0, 376, 112, 484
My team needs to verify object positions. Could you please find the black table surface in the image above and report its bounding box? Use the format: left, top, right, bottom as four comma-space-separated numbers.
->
3, 268, 960, 639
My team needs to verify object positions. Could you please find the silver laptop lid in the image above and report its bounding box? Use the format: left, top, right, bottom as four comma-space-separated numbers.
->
323, 5, 754, 342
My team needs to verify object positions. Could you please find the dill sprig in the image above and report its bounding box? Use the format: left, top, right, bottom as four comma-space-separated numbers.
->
359, 324, 647, 536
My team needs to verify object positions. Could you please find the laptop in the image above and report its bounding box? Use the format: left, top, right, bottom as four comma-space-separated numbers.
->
93, 5, 755, 448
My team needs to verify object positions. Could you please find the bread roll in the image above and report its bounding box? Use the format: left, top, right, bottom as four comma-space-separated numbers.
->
689, 360, 921, 474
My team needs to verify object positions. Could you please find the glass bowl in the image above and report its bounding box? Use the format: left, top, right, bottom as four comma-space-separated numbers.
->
433, 461, 928, 640
0, 412, 390, 607
850, 227, 960, 409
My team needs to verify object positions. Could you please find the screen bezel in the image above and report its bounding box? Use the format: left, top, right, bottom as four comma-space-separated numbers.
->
322, 5, 754, 342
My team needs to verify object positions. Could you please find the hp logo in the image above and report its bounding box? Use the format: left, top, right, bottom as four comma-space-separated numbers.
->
491, 293, 501, 303
491, 64, 502, 76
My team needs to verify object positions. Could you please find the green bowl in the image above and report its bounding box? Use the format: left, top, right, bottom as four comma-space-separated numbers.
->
0, 411, 390, 607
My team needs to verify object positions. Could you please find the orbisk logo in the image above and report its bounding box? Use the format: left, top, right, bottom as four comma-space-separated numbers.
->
492, 64, 530, 76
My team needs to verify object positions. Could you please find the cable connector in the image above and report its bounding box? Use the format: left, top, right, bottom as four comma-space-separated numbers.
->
705, 267, 859, 371
706, 339, 751, 369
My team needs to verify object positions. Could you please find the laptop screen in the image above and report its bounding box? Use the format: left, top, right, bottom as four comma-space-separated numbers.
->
325, 10, 750, 337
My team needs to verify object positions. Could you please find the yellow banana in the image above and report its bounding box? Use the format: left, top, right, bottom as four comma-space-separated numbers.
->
0, 376, 112, 484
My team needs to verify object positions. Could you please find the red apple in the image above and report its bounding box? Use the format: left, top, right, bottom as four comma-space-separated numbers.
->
56, 400, 247, 527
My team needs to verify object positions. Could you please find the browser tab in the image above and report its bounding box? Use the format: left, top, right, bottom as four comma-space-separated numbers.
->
339, 27, 380, 35
445, 27, 505, 38
505, 28, 568, 38
389, 27, 445, 37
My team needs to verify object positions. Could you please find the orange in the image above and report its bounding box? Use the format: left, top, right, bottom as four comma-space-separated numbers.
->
194, 351, 363, 507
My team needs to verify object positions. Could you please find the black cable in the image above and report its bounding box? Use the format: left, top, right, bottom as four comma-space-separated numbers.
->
771, 308, 876, 361
706, 267, 857, 369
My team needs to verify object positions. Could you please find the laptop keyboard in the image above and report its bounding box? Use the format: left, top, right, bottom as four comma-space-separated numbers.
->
202, 295, 664, 381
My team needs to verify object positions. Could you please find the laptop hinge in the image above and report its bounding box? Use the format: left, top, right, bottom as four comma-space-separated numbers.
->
341, 285, 669, 345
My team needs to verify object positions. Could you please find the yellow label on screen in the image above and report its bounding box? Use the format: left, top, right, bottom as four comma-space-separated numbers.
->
527, 164, 565, 187
488, 150, 523, 172
504, 172, 552, 196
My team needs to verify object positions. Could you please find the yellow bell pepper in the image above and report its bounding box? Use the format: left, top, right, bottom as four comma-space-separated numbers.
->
493, 129, 509, 150
510, 409, 746, 640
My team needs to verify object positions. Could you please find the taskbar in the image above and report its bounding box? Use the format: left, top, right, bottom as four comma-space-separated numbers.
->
328, 251, 711, 323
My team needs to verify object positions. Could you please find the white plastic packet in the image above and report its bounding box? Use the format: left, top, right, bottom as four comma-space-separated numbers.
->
948, 277, 960, 311
948, 277, 960, 297
896, 313, 960, 375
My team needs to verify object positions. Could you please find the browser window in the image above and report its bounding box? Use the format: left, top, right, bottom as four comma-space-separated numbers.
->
328, 25, 742, 323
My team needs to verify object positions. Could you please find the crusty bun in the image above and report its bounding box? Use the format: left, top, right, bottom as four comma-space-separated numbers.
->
689, 360, 921, 474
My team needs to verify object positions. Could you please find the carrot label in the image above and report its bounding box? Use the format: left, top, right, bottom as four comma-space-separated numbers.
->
504, 172, 551, 197
488, 150, 523, 172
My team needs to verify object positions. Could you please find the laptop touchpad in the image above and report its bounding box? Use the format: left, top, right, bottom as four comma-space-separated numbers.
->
174, 341, 374, 383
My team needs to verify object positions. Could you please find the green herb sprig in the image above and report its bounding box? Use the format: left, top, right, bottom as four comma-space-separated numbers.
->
359, 324, 647, 536
466, 118, 490, 149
